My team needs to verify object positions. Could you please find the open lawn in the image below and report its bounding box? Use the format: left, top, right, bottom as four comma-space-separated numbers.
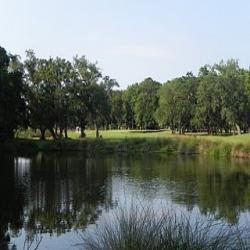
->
68, 129, 174, 139
68, 129, 250, 145
17, 129, 250, 145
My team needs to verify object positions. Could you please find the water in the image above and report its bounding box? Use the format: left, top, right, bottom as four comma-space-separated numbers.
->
1, 152, 250, 250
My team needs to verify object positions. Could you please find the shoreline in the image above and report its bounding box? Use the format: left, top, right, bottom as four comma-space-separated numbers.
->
1, 137, 250, 158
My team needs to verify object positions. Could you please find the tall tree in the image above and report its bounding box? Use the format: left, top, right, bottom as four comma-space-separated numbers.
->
134, 78, 160, 129
87, 84, 110, 138
100, 76, 120, 129
122, 83, 139, 129
214, 60, 247, 134
0, 46, 26, 141
194, 60, 248, 134
156, 73, 197, 133
25, 55, 57, 139
72, 56, 103, 137
110, 90, 124, 129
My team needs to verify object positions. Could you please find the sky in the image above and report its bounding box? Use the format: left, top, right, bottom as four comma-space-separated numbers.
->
1, 0, 250, 88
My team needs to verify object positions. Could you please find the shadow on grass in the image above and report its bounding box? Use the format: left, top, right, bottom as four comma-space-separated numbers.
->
129, 130, 165, 134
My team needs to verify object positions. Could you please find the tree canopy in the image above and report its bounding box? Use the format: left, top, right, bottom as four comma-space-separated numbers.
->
1, 45, 250, 140
0, 47, 26, 140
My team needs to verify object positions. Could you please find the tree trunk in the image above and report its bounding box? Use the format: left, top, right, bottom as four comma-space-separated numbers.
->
59, 128, 63, 139
236, 124, 241, 135
55, 124, 58, 137
178, 121, 181, 134
49, 128, 57, 140
40, 127, 46, 140
95, 124, 99, 138
64, 120, 68, 139
80, 121, 86, 138
64, 128, 68, 139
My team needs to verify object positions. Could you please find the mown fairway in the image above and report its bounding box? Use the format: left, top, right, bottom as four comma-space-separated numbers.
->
68, 129, 250, 144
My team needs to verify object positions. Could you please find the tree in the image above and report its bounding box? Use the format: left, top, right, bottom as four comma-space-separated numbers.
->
110, 90, 124, 129
51, 57, 74, 139
214, 60, 247, 134
72, 56, 103, 137
25, 54, 57, 139
101, 76, 119, 97
134, 78, 160, 129
25, 53, 75, 139
101, 76, 120, 129
194, 60, 248, 134
87, 84, 110, 138
4, 44, 250, 139
156, 73, 197, 133
0, 46, 26, 141
122, 83, 139, 129
156, 81, 178, 131
194, 72, 223, 134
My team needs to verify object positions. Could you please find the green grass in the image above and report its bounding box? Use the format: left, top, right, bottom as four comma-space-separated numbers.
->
12, 129, 250, 157
17, 128, 250, 145
69, 129, 250, 145
67, 129, 174, 140
197, 133, 250, 145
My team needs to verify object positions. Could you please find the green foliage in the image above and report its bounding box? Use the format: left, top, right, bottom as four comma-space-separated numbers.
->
110, 90, 124, 129
24, 51, 110, 139
157, 60, 250, 135
122, 83, 139, 129
71, 56, 104, 137
194, 60, 248, 134
0, 47, 26, 141
2, 44, 250, 142
156, 73, 198, 132
134, 78, 160, 129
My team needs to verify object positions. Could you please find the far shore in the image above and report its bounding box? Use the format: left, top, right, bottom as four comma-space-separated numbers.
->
1, 129, 250, 159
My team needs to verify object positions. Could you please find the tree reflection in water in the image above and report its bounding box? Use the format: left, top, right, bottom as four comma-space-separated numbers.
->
1, 153, 250, 249
0, 152, 113, 249
114, 155, 250, 224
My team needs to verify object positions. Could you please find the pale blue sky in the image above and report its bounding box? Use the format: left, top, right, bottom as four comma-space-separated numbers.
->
1, 0, 250, 88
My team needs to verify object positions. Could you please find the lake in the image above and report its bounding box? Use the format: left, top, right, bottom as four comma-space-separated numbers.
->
1, 152, 250, 250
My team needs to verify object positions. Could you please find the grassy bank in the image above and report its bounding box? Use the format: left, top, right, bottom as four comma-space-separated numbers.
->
83, 205, 249, 250
0, 137, 196, 155
1, 129, 250, 158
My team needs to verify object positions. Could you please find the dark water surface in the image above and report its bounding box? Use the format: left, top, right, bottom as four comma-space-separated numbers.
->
1, 152, 250, 250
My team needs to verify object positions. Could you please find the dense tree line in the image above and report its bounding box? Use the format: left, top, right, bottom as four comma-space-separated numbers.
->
156, 61, 250, 135
1, 45, 250, 141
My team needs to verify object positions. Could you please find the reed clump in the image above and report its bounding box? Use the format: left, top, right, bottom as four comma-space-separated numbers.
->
83, 205, 249, 250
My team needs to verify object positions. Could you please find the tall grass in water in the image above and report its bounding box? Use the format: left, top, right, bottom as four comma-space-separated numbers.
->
83, 205, 249, 250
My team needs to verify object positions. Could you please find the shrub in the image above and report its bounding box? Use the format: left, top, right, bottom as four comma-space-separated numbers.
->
83, 204, 249, 250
